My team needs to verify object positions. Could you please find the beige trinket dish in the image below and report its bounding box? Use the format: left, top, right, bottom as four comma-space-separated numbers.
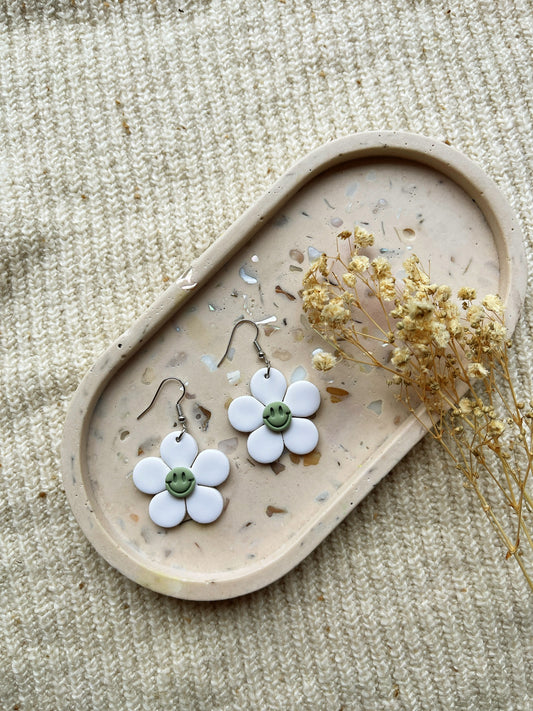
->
62, 132, 527, 600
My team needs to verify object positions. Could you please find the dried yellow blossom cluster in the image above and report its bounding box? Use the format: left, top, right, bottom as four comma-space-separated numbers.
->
303, 228, 399, 365
301, 226, 533, 589
303, 226, 507, 402
311, 349, 338, 372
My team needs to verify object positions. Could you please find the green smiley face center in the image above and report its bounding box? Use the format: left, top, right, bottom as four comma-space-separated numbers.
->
165, 467, 196, 498
263, 401, 292, 433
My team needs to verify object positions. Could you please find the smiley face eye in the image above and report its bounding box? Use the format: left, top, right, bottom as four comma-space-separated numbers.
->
270, 406, 275, 417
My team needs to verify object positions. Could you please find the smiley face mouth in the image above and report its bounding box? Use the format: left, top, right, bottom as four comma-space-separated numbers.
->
262, 401, 292, 433
165, 467, 196, 498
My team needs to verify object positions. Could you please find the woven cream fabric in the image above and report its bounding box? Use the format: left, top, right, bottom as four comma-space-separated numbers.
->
1, 1, 532, 709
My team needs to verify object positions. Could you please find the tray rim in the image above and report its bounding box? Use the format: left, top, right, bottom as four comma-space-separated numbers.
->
61, 131, 528, 600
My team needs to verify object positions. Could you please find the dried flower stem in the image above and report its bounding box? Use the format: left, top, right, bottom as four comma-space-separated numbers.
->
303, 227, 533, 590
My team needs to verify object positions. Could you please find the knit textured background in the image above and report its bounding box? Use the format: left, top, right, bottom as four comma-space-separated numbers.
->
1, 1, 533, 709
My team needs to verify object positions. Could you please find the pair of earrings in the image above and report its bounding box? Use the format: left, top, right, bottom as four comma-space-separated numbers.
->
132, 319, 321, 528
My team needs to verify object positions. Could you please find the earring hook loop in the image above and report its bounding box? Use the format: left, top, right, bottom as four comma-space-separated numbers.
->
137, 377, 188, 440
217, 319, 271, 377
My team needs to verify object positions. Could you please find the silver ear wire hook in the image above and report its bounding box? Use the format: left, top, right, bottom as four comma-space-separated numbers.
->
217, 319, 271, 378
137, 377, 188, 441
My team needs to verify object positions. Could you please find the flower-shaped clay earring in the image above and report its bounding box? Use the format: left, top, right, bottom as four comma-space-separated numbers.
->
132, 378, 229, 527
218, 320, 321, 464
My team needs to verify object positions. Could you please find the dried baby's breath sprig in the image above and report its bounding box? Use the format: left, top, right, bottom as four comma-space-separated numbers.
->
303, 227, 533, 590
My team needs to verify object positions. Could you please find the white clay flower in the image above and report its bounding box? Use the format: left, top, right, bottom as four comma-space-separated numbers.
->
132, 432, 229, 527
228, 367, 320, 464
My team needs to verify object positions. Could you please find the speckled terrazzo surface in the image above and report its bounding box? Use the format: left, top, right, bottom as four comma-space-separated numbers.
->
2, 2, 533, 709
79, 154, 512, 596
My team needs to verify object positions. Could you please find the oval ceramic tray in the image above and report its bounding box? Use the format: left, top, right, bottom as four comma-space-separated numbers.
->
62, 132, 527, 600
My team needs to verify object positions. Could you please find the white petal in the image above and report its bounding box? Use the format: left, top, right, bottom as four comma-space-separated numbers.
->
247, 425, 285, 464
186, 485, 224, 524
250, 367, 287, 405
132, 457, 168, 494
160, 431, 198, 469
282, 417, 319, 455
228, 395, 264, 432
191, 449, 230, 486
284, 381, 321, 417
148, 491, 186, 527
